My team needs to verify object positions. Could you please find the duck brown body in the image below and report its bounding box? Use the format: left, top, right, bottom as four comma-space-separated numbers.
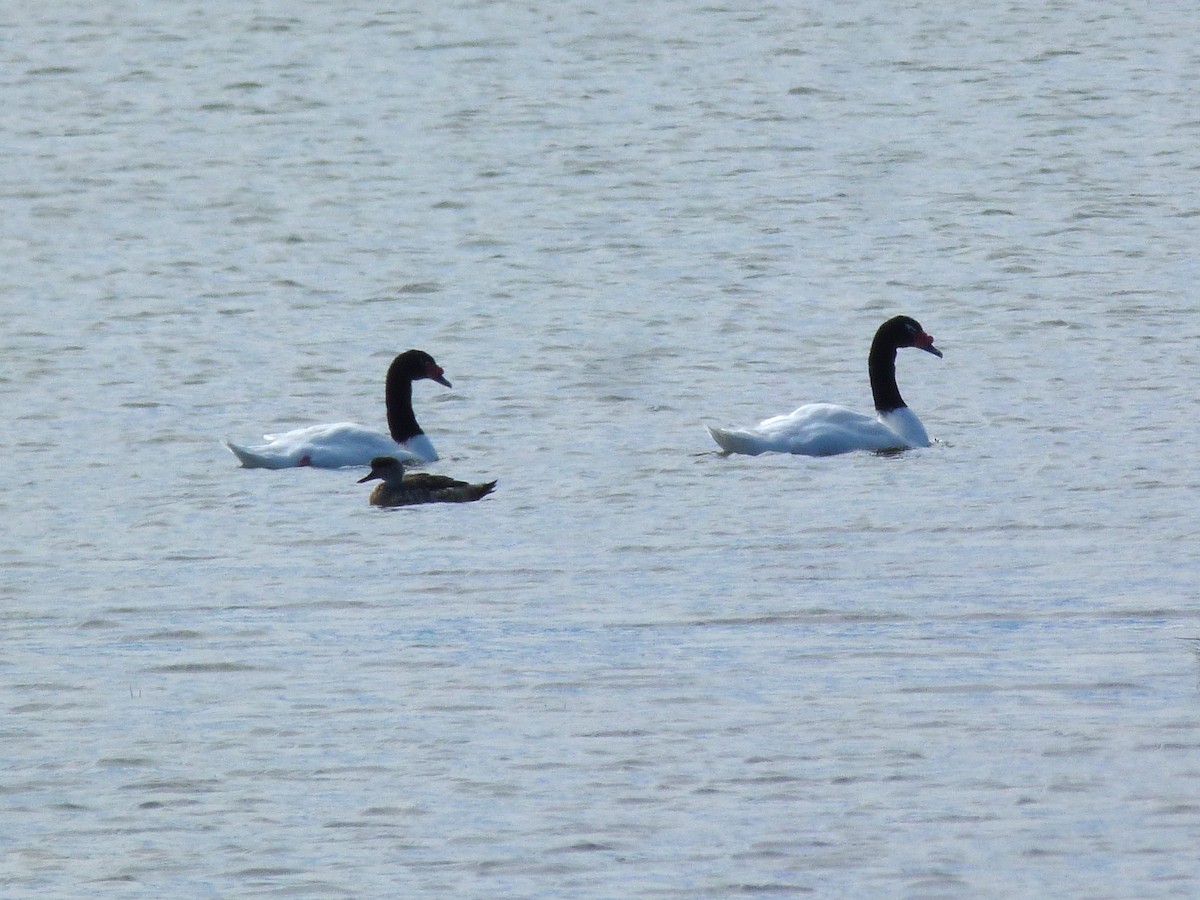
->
359, 456, 496, 507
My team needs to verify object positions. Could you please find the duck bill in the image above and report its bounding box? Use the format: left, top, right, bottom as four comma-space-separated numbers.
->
427, 363, 452, 388
357, 472, 381, 483
916, 332, 943, 357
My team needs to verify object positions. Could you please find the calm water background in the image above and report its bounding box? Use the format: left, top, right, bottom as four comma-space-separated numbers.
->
3, 0, 1200, 896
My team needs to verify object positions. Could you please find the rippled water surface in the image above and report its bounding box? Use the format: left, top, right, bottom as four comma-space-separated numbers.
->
4, 1, 1200, 896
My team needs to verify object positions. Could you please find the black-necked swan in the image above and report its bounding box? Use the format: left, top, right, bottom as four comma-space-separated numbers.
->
357, 456, 496, 507
225, 349, 451, 469
707, 316, 943, 456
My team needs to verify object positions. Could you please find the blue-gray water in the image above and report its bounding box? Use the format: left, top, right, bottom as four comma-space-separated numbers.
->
3, 1, 1200, 896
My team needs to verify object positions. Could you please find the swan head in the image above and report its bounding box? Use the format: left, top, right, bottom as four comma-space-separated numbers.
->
358, 456, 406, 484
391, 349, 452, 387
882, 316, 942, 358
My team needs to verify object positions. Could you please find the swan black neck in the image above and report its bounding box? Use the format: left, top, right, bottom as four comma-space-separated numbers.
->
385, 352, 425, 443
869, 339, 906, 413
386, 374, 421, 442
865, 315, 940, 413
868, 318, 922, 413
383, 349, 450, 443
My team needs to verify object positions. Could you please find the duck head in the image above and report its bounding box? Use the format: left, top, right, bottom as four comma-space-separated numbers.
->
358, 456, 406, 484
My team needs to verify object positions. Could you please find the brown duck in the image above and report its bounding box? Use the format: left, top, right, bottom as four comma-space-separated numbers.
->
358, 456, 496, 507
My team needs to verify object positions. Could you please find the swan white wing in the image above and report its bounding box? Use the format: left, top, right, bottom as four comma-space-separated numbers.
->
879, 407, 931, 448
758, 404, 912, 456
399, 431, 439, 463
225, 422, 429, 469
709, 403, 918, 457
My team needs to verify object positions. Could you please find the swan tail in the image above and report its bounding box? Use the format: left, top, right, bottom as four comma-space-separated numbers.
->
224, 440, 291, 469
707, 425, 766, 456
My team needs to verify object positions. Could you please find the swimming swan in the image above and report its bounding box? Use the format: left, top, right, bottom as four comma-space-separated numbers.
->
226, 349, 451, 469
707, 316, 942, 456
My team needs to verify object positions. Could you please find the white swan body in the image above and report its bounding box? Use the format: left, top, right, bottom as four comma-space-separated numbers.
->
226, 349, 450, 469
225, 425, 434, 469
708, 316, 942, 458
708, 404, 930, 457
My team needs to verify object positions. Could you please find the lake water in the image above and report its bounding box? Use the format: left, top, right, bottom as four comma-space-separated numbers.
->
3, 0, 1200, 896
